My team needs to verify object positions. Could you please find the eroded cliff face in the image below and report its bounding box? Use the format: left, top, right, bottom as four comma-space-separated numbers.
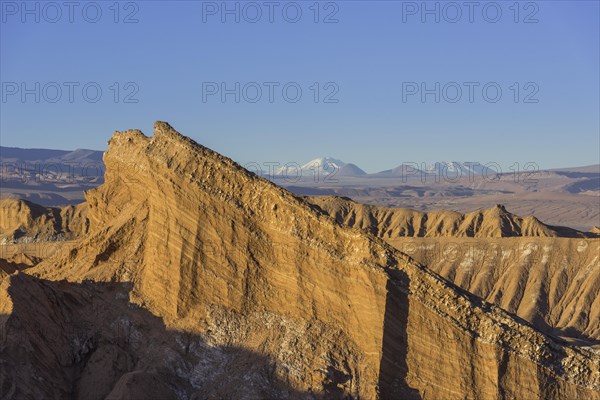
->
2, 122, 599, 399
390, 237, 600, 343
307, 196, 600, 344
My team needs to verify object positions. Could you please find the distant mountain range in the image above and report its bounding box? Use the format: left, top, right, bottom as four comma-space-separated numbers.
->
0, 146, 103, 163
271, 157, 367, 179
0, 146, 105, 205
3, 145, 597, 181
1, 146, 598, 208
269, 158, 506, 180
374, 161, 499, 179
0, 146, 105, 180
269, 159, 571, 182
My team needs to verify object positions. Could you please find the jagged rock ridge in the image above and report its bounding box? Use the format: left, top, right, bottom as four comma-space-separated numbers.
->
1, 122, 599, 399
307, 197, 600, 343
307, 196, 595, 238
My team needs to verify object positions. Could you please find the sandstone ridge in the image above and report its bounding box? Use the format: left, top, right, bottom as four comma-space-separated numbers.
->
1, 122, 599, 399
307, 196, 596, 238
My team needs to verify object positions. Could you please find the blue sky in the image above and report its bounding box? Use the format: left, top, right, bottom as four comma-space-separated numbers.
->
1, 0, 599, 173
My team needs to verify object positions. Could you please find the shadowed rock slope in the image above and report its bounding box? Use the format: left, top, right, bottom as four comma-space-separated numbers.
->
2, 122, 599, 399
306, 196, 596, 238
0, 253, 39, 279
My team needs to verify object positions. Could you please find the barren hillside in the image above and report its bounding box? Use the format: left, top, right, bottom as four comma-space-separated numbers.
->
308, 196, 600, 344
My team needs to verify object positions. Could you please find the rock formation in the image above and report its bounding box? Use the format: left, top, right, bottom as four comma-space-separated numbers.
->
1, 122, 599, 399
309, 196, 600, 343
306, 196, 596, 238
0, 198, 88, 244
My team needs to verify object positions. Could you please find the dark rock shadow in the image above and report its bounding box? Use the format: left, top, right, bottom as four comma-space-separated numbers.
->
548, 327, 600, 346
0, 274, 327, 400
378, 270, 421, 400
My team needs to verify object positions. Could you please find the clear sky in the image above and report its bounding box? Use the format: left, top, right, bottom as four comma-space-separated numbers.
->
1, 0, 599, 173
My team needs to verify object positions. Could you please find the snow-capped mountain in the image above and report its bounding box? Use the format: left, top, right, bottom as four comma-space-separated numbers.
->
376, 161, 500, 180
273, 157, 347, 178
421, 162, 499, 177
300, 157, 346, 174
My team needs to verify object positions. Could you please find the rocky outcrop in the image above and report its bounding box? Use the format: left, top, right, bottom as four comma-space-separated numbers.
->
307, 196, 596, 238
2, 122, 599, 399
0, 198, 88, 244
0, 253, 39, 278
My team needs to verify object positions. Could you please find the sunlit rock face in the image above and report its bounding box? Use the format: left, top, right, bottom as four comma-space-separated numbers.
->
1, 122, 598, 399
